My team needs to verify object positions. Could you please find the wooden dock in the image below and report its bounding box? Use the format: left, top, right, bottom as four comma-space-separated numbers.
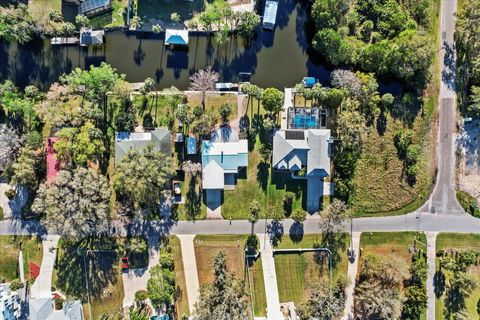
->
51, 37, 79, 45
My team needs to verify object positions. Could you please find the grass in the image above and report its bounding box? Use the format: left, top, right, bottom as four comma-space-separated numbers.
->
186, 92, 239, 122
274, 234, 349, 305
456, 190, 479, 217
222, 137, 306, 219
90, 0, 127, 28
435, 233, 480, 319
176, 173, 207, 220
52, 237, 125, 320
168, 236, 190, 318
247, 256, 267, 317
194, 234, 248, 286
0, 235, 43, 283
137, 0, 204, 25
28, 0, 61, 21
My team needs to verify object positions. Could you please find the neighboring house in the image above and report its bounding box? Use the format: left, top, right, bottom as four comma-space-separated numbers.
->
0, 284, 20, 320
29, 297, 83, 320
272, 129, 332, 213
63, 0, 112, 16
165, 29, 189, 46
79, 28, 104, 46
115, 128, 172, 164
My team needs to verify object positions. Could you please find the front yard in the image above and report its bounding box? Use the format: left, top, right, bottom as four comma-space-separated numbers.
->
0, 235, 43, 282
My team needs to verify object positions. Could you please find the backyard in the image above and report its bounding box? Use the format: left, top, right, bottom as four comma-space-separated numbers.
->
435, 233, 480, 319
0, 235, 43, 282
274, 234, 349, 305
137, 0, 204, 26
89, 0, 127, 28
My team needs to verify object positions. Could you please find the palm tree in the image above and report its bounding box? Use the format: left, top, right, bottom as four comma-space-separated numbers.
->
189, 66, 219, 111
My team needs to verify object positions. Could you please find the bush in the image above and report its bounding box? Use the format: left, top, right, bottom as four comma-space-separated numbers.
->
456, 191, 480, 217
54, 297, 63, 310
283, 192, 295, 215
0, 207, 3, 220
135, 290, 148, 302
9, 279, 23, 291
4, 189, 15, 200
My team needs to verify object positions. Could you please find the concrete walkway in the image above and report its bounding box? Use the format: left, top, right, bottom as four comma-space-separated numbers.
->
343, 232, 361, 320
178, 234, 199, 314
257, 233, 283, 320
30, 235, 60, 299
18, 250, 25, 282
122, 236, 160, 307
426, 232, 438, 320
280, 88, 294, 130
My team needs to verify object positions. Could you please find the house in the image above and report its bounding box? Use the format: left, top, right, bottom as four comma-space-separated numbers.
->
272, 129, 332, 213
29, 297, 83, 320
63, 0, 111, 16
165, 29, 189, 46
0, 283, 21, 320
115, 128, 172, 164
79, 28, 104, 46
201, 139, 248, 190
262, 0, 278, 30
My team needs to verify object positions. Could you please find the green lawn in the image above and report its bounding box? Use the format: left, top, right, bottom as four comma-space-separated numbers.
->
222, 138, 306, 219
28, 0, 61, 21
274, 234, 349, 305
0, 235, 43, 283
176, 172, 207, 220
52, 237, 125, 320
247, 256, 267, 317
90, 0, 127, 28
168, 236, 190, 318
137, 0, 204, 25
435, 233, 480, 319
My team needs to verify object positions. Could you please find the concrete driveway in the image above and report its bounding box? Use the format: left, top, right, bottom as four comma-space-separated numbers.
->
30, 235, 60, 299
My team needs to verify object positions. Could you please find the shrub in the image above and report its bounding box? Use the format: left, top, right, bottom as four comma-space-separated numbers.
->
0, 207, 3, 220
54, 297, 63, 310
291, 209, 307, 223
456, 191, 480, 217
4, 189, 15, 200
283, 192, 295, 215
135, 290, 148, 302
9, 279, 23, 291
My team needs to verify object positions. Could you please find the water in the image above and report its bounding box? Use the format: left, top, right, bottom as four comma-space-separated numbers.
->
0, 0, 333, 91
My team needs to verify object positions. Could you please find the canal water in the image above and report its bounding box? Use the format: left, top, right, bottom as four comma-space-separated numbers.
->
0, 0, 333, 91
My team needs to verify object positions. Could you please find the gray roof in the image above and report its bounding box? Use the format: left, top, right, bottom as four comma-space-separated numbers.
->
263, 0, 278, 29
202, 160, 225, 189
272, 129, 331, 177
115, 128, 172, 164
80, 28, 104, 46
30, 298, 83, 320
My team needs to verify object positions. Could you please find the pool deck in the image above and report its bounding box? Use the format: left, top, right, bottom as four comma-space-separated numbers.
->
280, 87, 293, 130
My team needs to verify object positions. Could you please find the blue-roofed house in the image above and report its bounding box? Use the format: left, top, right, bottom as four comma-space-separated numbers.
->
262, 0, 278, 30
165, 29, 189, 46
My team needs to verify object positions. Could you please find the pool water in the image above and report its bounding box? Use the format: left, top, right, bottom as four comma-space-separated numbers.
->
293, 114, 318, 128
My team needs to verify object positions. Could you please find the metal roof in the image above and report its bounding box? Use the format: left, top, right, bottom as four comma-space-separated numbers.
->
165, 29, 189, 46
262, 0, 278, 30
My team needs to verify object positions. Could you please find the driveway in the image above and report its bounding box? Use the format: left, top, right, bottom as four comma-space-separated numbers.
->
30, 235, 60, 299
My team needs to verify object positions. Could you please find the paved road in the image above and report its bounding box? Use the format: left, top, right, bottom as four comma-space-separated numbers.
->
422, 0, 462, 215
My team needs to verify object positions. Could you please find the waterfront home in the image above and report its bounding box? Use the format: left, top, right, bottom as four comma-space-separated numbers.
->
115, 128, 172, 164
272, 129, 332, 212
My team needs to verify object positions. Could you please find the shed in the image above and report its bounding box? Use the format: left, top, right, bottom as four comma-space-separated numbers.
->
262, 0, 278, 30
165, 29, 189, 46
187, 137, 197, 154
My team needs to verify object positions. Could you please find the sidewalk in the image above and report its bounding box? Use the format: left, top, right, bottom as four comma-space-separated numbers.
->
343, 232, 361, 320
257, 233, 283, 320
178, 234, 199, 314
30, 235, 60, 298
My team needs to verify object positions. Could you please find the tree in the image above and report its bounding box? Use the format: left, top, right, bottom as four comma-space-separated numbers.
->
9, 279, 23, 291
10, 147, 40, 189
176, 104, 193, 133
0, 127, 23, 170
114, 144, 175, 212
32, 168, 110, 239
189, 66, 219, 111
170, 12, 181, 24
297, 280, 346, 320
261, 88, 284, 118
147, 264, 175, 308
336, 111, 367, 151
192, 251, 248, 320
238, 12, 260, 39
468, 86, 480, 116
403, 285, 427, 319
75, 15, 89, 28
313, 28, 356, 66
0, 5, 35, 43
330, 69, 362, 98
130, 16, 143, 30
249, 200, 260, 224
320, 199, 349, 235
191, 113, 217, 137
182, 161, 202, 176
291, 209, 307, 223
219, 103, 232, 123
152, 24, 162, 34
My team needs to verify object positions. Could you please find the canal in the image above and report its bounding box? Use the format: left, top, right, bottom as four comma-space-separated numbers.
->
0, 0, 333, 91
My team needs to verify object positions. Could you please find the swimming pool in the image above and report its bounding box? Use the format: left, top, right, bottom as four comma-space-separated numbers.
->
288, 108, 327, 129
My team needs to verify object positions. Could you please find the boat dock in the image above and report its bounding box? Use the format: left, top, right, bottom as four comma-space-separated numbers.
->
51, 37, 79, 45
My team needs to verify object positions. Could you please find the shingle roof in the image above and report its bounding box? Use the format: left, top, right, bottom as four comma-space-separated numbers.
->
115, 128, 172, 163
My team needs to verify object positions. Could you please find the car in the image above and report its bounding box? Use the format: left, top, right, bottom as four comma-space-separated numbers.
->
120, 256, 129, 271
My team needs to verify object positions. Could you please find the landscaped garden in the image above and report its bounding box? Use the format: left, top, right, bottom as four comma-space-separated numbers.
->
356, 232, 428, 319
0, 235, 43, 283
435, 233, 480, 319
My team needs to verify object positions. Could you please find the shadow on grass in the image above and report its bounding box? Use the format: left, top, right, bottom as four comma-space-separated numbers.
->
257, 162, 270, 191
267, 220, 284, 247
